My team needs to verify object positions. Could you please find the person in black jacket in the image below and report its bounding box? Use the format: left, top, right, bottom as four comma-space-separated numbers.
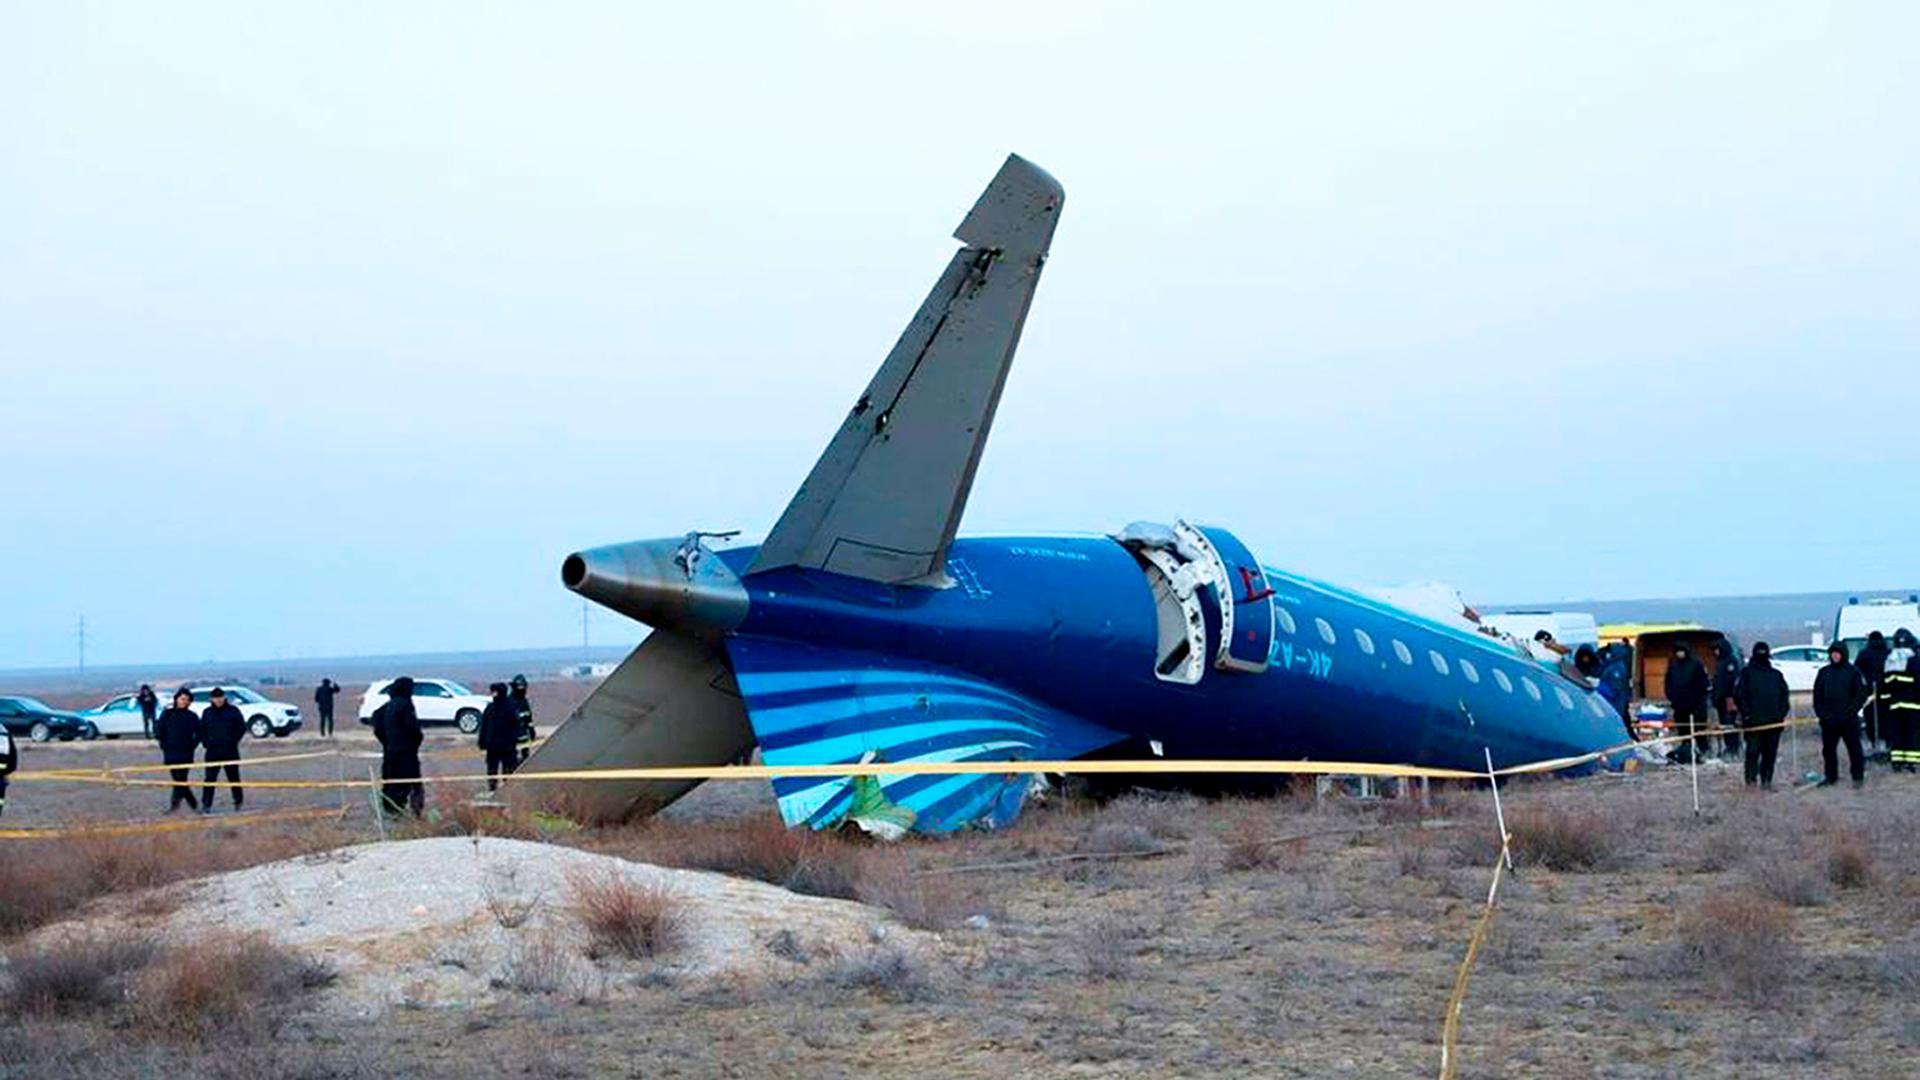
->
1812, 643, 1869, 787
314, 678, 340, 738
477, 682, 519, 792
1856, 630, 1890, 750
0, 727, 16, 817
509, 674, 535, 764
373, 676, 425, 816
1711, 639, 1743, 761
1735, 642, 1792, 789
199, 687, 246, 811
1664, 643, 1710, 764
155, 687, 201, 813
136, 684, 159, 740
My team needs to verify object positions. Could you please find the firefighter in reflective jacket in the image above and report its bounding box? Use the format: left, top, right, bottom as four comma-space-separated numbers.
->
1878, 652, 1920, 773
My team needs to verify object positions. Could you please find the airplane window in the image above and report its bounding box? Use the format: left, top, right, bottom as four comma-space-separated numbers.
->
1493, 669, 1513, 693
1555, 687, 1575, 710
1392, 640, 1413, 665
1354, 628, 1376, 655
1315, 618, 1336, 645
1276, 607, 1297, 634
1459, 659, 1480, 684
1522, 677, 1542, 702
1429, 650, 1449, 675
1588, 697, 1609, 717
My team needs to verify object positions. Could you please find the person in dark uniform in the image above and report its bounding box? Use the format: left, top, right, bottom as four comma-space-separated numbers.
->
478, 682, 520, 792
1664, 642, 1710, 764
136, 684, 159, 740
199, 687, 246, 812
0, 726, 16, 817
1735, 642, 1791, 789
1856, 630, 1890, 750
1879, 652, 1920, 773
313, 678, 340, 738
372, 676, 425, 816
1596, 643, 1633, 729
1812, 642, 1869, 788
155, 687, 201, 813
1711, 638, 1743, 761
508, 674, 535, 764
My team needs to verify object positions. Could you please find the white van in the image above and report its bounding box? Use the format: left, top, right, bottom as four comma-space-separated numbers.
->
1481, 611, 1600, 662
1833, 596, 1920, 658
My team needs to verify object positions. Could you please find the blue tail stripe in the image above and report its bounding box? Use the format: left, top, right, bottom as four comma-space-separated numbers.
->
749, 690, 1043, 743
758, 700, 1045, 752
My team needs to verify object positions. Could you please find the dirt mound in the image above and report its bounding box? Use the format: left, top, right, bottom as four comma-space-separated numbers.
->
120, 837, 928, 1013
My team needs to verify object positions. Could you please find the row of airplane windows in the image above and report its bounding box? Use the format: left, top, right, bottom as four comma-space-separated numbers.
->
1274, 605, 1609, 719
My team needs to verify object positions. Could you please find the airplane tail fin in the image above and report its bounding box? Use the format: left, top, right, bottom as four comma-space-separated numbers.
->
747, 154, 1063, 585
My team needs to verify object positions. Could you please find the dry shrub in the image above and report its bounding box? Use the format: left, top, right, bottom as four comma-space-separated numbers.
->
821, 948, 932, 1002
1090, 794, 1193, 843
853, 856, 978, 931
494, 932, 575, 995
1, 934, 155, 1017
0, 820, 355, 938
134, 932, 335, 1035
1825, 833, 1875, 889
1221, 816, 1282, 872
1748, 852, 1832, 908
1390, 828, 1449, 878
666, 817, 864, 901
1074, 913, 1156, 981
1503, 805, 1624, 872
566, 868, 683, 960
427, 792, 544, 841
481, 864, 541, 929
1079, 822, 1163, 856
1672, 891, 1795, 1001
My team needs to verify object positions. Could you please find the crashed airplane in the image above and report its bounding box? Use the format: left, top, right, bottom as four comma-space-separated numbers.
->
516, 155, 1625, 834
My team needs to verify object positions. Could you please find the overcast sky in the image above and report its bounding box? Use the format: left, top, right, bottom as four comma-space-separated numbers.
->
3, 2, 1915, 669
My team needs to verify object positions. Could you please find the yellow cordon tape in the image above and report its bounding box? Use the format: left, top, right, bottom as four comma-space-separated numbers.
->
10, 718, 1810, 790
1439, 848, 1507, 1080
18, 748, 343, 779
0, 805, 345, 841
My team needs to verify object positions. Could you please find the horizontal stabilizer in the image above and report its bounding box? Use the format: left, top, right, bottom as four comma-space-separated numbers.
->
724, 634, 1123, 833
748, 154, 1064, 585
510, 630, 755, 822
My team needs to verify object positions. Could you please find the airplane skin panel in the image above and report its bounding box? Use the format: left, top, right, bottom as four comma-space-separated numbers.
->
725, 634, 1124, 834
748, 155, 1064, 586
510, 630, 755, 822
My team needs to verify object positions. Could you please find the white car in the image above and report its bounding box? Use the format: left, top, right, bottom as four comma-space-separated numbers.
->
358, 678, 490, 734
1767, 645, 1826, 693
87, 686, 303, 739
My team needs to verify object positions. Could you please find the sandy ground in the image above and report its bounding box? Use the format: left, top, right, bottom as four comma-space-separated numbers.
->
5, 726, 1917, 1078
32, 836, 928, 1015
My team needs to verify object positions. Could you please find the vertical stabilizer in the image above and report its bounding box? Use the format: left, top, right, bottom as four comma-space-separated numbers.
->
748, 154, 1064, 585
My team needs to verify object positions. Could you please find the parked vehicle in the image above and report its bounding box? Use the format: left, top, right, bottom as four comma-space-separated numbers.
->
1596, 623, 1735, 703
358, 678, 489, 734
1833, 596, 1920, 659
0, 696, 88, 742
1766, 644, 1826, 693
170, 686, 303, 738
78, 693, 155, 739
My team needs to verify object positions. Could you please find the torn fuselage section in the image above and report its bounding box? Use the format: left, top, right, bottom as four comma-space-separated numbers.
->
1116, 520, 1275, 682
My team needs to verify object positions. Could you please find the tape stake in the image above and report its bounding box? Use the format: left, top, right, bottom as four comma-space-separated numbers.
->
1483, 747, 1512, 874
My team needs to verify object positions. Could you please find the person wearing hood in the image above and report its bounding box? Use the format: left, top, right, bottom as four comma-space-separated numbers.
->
1596, 643, 1633, 728
1812, 642, 1869, 788
509, 674, 536, 764
136, 684, 159, 740
1855, 630, 1890, 751
478, 682, 520, 792
314, 678, 341, 738
1734, 642, 1791, 789
155, 687, 201, 813
1877, 643, 1920, 773
1711, 639, 1743, 761
199, 687, 246, 812
0, 725, 16, 817
372, 676, 425, 816
1664, 642, 1710, 764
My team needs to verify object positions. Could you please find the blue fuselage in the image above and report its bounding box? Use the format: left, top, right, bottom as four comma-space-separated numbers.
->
723, 533, 1626, 774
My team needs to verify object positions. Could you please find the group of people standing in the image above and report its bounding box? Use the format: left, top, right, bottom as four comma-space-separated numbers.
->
367, 674, 535, 816
1658, 630, 1920, 790
156, 686, 249, 813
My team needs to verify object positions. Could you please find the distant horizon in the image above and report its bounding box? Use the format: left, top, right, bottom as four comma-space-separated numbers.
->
7, 583, 1912, 682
